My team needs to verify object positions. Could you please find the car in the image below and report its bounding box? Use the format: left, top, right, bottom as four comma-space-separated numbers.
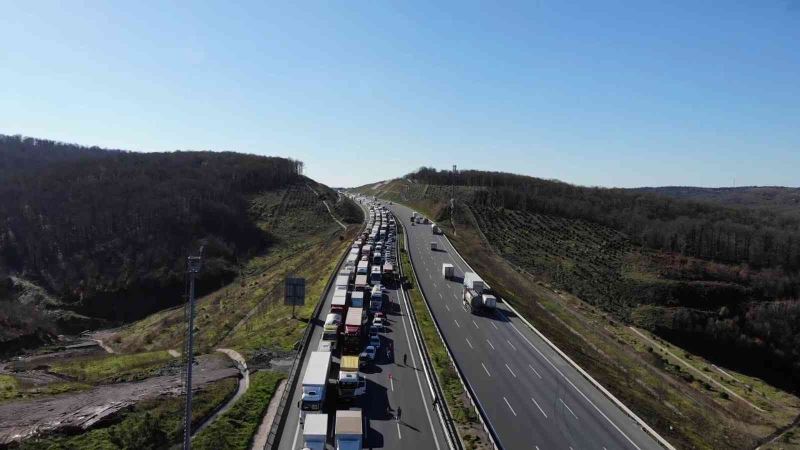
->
360, 346, 376, 361
372, 317, 385, 331
370, 324, 381, 335
369, 335, 381, 349
361, 255, 368, 261
374, 311, 386, 320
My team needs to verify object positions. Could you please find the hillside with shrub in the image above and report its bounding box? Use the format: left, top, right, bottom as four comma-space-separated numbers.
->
363, 169, 800, 391
0, 135, 361, 355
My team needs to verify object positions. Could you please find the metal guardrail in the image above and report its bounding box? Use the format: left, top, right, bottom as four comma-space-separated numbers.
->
394, 216, 462, 450
399, 218, 502, 450
264, 204, 367, 449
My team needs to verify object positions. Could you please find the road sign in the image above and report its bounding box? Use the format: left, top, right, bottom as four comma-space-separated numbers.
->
284, 277, 306, 306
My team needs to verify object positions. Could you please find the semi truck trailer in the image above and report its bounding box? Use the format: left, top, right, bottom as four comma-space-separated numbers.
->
342, 307, 364, 353
463, 288, 497, 315
337, 355, 366, 400
301, 413, 327, 450
335, 409, 363, 450
300, 351, 332, 417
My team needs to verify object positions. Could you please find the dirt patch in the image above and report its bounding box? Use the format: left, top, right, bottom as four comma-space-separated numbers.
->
0, 353, 238, 445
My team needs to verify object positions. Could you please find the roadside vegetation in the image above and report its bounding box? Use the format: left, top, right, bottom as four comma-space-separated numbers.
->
193, 370, 285, 450
48, 350, 176, 384
356, 176, 800, 449
398, 229, 489, 450
17, 377, 238, 450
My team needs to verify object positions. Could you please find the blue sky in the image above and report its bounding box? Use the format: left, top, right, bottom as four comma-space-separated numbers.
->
1, 1, 798, 188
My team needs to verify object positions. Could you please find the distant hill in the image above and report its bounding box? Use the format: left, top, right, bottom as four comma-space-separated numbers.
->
355, 169, 800, 390
631, 186, 800, 216
0, 135, 361, 355
0, 134, 118, 181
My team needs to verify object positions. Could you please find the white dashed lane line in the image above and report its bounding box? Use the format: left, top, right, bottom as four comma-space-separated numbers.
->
482, 362, 492, 377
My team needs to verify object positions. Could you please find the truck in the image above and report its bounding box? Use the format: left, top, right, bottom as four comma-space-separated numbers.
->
335, 275, 350, 290
350, 290, 364, 308
335, 409, 363, 450
342, 307, 365, 352
463, 272, 485, 293
300, 351, 332, 416
430, 241, 438, 251
356, 260, 369, 275
382, 262, 394, 281
301, 413, 328, 450
331, 289, 348, 315
463, 289, 497, 315
369, 285, 383, 312
344, 253, 358, 269
370, 265, 382, 285
321, 313, 341, 350
354, 274, 368, 291
431, 223, 441, 234
337, 355, 367, 399
442, 263, 454, 279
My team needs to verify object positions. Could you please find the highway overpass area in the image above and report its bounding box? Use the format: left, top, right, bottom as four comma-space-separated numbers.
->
387, 201, 664, 450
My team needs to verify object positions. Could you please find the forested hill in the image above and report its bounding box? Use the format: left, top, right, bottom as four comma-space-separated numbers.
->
0, 134, 119, 180
0, 136, 358, 355
631, 186, 800, 215
371, 168, 800, 389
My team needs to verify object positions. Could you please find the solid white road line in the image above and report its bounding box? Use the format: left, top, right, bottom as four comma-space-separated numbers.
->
481, 362, 492, 377
465, 338, 473, 349
531, 396, 548, 418
509, 321, 641, 449
472, 320, 479, 329
528, 364, 542, 379
503, 397, 517, 416
396, 276, 442, 450
486, 339, 495, 350
560, 398, 578, 419
505, 363, 517, 378
390, 376, 394, 391
507, 339, 516, 351
291, 415, 301, 449
454, 319, 460, 328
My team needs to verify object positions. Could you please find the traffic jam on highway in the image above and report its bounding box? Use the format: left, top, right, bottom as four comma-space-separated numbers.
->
296, 200, 398, 450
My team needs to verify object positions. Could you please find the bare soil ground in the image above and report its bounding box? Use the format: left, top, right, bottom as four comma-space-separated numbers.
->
0, 353, 237, 445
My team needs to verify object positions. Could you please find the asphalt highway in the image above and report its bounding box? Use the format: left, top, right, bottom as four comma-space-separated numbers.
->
276, 200, 445, 450
387, 201, 663, 450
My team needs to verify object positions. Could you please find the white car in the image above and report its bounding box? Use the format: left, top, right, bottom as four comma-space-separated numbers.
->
369, 335, 381, 349
361, 346, 376, 361
372, 317, 385, 331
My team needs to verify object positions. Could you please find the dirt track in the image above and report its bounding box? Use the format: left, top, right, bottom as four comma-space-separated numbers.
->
0, 354, 238, 445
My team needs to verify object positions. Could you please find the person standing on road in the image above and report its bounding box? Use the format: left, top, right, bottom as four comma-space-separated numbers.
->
397, 407, 402, 422
403, 353, 408, 366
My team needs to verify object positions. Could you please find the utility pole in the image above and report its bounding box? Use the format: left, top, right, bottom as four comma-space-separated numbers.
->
182, 246, 204, 450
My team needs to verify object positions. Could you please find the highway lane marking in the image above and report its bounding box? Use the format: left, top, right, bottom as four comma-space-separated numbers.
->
491, 322, 498, 330
507, 320, 642, 449
507, 339, 516, 351
528, 364, 543, 379
433, 282, 438, 288
481, 362, 492, 377
531, 396, 548, 418
396, 275, 443, 450
505, 363, 517, 378
503, 397, 517, 416
445, 304, 450, 311
560, 398, 578, 419
390, 376, 394, 392
397, 421, 403, 439
472, 320, 479, 329
454, 319, 460, 327
465, 338, 473, 349
291, 413, 301, 449
486, 339, 495, 350
438, 292, 443, 299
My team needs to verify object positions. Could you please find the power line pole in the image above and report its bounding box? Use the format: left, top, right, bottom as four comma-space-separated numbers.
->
182, 247, 204, 450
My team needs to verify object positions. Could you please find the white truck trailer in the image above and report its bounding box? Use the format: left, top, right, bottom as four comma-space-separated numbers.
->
431, 223, 441, 234
301, 413, 328, 450
463, 272, 486, 293
463, 289, 497, 314
300, 351, 332, 416
335, 409, 363, 450
442, 263, 454, 279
